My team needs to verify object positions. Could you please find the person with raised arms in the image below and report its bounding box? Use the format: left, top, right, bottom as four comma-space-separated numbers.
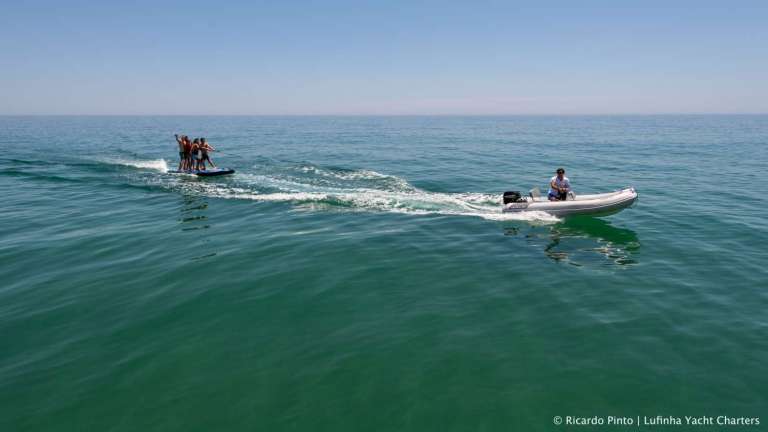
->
174, 134, 185, 170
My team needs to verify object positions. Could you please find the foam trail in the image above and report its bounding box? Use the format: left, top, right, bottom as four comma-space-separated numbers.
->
105, 158, 168, 172
296, 165, 411, 186
204, 183, 557, 223
156, 164, 560, 223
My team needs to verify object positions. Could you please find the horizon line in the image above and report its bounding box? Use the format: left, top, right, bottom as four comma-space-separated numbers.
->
1, 112, 767, 117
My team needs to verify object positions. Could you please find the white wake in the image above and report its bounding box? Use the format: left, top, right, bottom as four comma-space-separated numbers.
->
164, 167, 560, 223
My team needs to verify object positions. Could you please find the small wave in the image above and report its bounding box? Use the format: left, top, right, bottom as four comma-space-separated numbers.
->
0, 168, 87, 184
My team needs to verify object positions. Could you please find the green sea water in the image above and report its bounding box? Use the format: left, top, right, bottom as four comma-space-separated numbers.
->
1, 115, 766, 431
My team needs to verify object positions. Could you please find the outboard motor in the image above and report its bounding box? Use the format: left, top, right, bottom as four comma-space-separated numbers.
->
503, 191, 524, 204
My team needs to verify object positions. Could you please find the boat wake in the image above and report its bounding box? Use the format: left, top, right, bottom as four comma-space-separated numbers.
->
102, 157, 169, 172
152, 162, 560, 223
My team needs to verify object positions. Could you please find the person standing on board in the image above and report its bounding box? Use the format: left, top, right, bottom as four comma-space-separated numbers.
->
548, 168, 571, 201
175, 134, 186, 170
190, 138, 201, 170
200, 138, 216, 168
182, 136, 193, 170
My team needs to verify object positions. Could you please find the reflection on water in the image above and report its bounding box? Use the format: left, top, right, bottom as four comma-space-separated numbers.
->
179, 195, 210, 231
504, 217, 640, 267
178, 195, 217, 261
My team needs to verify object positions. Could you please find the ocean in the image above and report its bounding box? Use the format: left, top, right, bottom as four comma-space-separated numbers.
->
1, 115, 766, 431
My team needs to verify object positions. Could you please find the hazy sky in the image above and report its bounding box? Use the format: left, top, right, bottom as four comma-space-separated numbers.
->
1, 0, 766, 114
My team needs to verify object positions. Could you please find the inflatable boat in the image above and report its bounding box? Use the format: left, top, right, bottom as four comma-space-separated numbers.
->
502, 187, 638, 217
167, 168, 235, 177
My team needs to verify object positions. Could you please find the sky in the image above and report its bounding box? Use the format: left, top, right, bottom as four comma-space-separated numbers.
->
1, 0, 767, 115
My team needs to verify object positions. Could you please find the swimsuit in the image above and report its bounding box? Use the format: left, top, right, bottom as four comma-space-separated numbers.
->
548, 191, 568, 200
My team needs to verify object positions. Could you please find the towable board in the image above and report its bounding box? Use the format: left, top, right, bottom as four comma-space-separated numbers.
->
167, 168, 235, 177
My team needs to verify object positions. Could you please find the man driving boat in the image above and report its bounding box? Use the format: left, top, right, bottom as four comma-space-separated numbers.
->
548, 168, 571, 201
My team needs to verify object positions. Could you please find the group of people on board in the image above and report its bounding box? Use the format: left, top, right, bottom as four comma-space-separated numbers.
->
175, 134, 216, 171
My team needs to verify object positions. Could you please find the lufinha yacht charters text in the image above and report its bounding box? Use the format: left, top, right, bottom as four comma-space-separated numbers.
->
562, 415, 760, 426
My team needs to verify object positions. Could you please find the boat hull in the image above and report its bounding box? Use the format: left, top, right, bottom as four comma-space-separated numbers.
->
503, 187, 638, 217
